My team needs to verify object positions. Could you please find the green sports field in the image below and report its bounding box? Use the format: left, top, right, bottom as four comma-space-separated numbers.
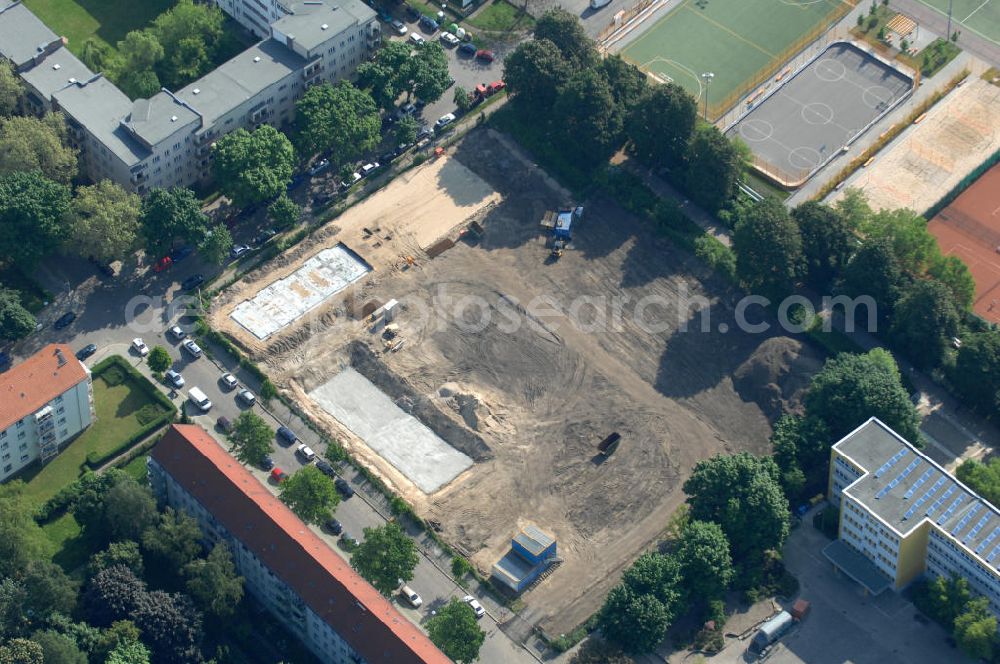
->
916, 0, 1000, 44
619, 0, 850, 118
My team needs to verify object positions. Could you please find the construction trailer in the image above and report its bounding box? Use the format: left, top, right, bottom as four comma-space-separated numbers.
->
749, 610, 794, 653
491, 525, 558, 593
540, 207, 583, 259
598, 432, 621, 457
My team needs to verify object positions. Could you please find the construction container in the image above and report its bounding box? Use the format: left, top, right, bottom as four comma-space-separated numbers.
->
750, 610, 794, 653
791, 599, 810, 620
598, 432, 621, 456
512, 525, 557, 565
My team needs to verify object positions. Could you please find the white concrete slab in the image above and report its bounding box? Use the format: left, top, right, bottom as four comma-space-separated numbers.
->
230, 244, 370, 340
308, 368, 473, 493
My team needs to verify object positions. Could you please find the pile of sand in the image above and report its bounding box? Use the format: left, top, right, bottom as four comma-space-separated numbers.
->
732, 337, 823, 420
436, 383, 513, 435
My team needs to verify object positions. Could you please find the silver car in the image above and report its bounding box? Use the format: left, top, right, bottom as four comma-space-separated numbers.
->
165, 369, 185, 388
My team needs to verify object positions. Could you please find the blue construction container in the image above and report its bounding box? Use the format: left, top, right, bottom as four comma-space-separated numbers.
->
491, 525, 559, 593
512, 525, 557, 565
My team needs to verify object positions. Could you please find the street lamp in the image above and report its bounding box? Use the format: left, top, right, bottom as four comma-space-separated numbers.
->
701, 72, 715, 121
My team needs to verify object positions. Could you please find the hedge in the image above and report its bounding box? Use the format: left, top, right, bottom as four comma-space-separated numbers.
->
83, 356, 177, 470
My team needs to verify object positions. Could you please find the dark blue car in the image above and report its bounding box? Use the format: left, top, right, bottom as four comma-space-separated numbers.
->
276, 425, 297, 446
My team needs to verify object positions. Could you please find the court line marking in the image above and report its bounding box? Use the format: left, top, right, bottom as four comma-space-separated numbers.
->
963, 0, 992, 22
681, 3, 778, 59
913, 0, 1000, 45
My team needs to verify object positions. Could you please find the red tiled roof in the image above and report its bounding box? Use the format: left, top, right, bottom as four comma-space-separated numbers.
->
0, 344, 88, 432
151, 425, 451, 664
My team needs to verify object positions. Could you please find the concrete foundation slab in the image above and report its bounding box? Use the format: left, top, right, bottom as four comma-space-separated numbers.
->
230, 244, 371, 340
308, 368, 473, 493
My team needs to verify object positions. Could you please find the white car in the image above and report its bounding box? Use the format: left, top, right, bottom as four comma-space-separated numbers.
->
435, 113, 456, 129
131, 338, 149, 356
165, 369, 185, 388
590, 0, 611, 8
463, 595, 485, 619
237, 388, 256, 406
359, 162, 380, 177
400, 585, 422, 608
182, 339, 202, 357
309, 158, 330, 176
408, 33, 425, 47
391, 19, 407, 35
221, 373, 239, 390
439, 32, 460, 47
296, 443, 316, 462
168, 325, 186, 340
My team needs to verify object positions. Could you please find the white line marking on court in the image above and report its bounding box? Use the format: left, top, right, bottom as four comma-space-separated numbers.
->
963, 0, 992, 23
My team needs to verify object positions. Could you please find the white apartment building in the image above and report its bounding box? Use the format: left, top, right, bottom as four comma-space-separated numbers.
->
0, 0, 379, 194
826, 417, 1000, 618
0, 344, 93, 481
148, 424, 450, 664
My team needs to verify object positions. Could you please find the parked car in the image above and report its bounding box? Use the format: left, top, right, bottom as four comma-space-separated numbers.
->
408, 32, 425, 46
475, 49, 494, 63
165, 369, 185, 388
253, 228, 277, 247
237, 389, 256, 406
181, 274, 204, 291
76, 344, 97, 360
400, 585, 423, 608
168, 325, 186, 340
405, 4, 420, 20
463, 595, 485, 619
54, 312, 76, 329
309, 158, 330, 176
342, 172, 362, 188
397, 102, 417, 118
434, 113, 455, 129
270, 467, 289, 483
170, 245, 194, 262
277, 425, 298, 446
335, 478, 354, 498
359, 162, 380, 177
416, 125, 434, 141
419, 15, 438, 31
230, 244, 250, 259
324, 518, 343, 535
296, 443, 316, 462
591, 0, 612, 8
316, 460, 335, 477
439, 32, 459, 46
260, 455, 274, 470
339, 532, 359, 549
216, 416, 233, 433
220, 373, 239, 390
458, 42, 476, 56
152, 256, 172, 272
131, 338, 149, 356
391, 19, 407, 34
182, 339, 202, 357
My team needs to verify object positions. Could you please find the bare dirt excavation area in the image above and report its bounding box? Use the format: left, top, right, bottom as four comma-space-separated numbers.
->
209, 130, 819, 636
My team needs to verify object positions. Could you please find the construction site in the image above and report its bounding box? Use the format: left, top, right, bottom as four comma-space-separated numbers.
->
208, 129, 822, 636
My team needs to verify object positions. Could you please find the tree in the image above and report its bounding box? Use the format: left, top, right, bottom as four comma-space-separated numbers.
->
675, 521, 734, 602
20, 560, 78, 623
101, 480, 159, 543
83, 566, 147, 628
571, 640, 634, 664
350, 522, 418, 595
533, 9, 597, 70
454, 86, 473, 114
804, 348, 921, 442
89, 540, 145, 578
278, 465, 338, 525
0, 289, 35, 341
355, 41, 413, 111
620, 553, 683, 609
67, 180, 141, 263
502, 39, 571, 113
914, 574, 971, 630
94, 621, 142, 662
600, 55, 646, 109
198, 225, 232, 266
0, 114, 77, 184
228, 411, 274, 467
0, 61, 23, 116
0, 171, 71, 269
409, 43, 452, 104
598, 584, 671, 655
626, 83, 697, 168
147, 346, 172, 374
0, 487, 47, 578
951, 331, 1000, 412
80, 38, 118, 75
141, 508, 203, 571
683, 452, 789, 564
212, 125, 296, 209
29, 631, 86, 664
863, 207, 939, 275
553, 69, 624, 169
183, 544, 243, 619
151, 0, 223, 89
132, 590, 203, 664
956, 458, 1000, 507
889, 279, 960, 369
792, 201, 855, 289
117, 30, 163, 72
733, 197, 803, 298
837, 237, 905, 328
928, 253, 975, 311
684, 125, 747, 212
118, 70, 162, 101
165, 37, 210, 86
770, 414, 831, 498
954, 597, 997, 660
105, 640, 151, 664
140, 188, 209, 259
267, 194, 300, 229
295, 82, 380, 164
425, 598, 486, 663
0, 638, 43, 664
395, 116, 419, 146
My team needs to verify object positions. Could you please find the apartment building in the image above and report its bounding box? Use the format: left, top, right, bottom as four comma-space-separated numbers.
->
0, 0, 379, 194
0, 344, 93, 482
147, 424, 450, 664
826, 417, 1000, 617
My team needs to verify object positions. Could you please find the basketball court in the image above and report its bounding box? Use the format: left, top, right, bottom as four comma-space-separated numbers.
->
928, 164, 1000, 324
726, 42, 913, 186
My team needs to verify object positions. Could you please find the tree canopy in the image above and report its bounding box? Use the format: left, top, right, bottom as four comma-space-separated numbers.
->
349, 522, 419, 595
889, 279, 960, 369
68, 180, 141, 263
626, 83, 696, 168
141, 508, 202, 571
502, 39, 571, 113
837, 237, 905, 328
146, 346, 172, 374
425, 598, 486, 663
533, 9, 597, 69
675, 521, 734, 602
212, 125, 296, 208
267, 193, 301, 229
0, 61, 23, 116
0, 114, 77, 184
0, 289, 35, 342
553, 69, 623, 169
598, 584, 671, 655
950, 331, 1000, 413
295, 82, 380, 164
410, 43, 452, 104
683, 125, 747, 212
140, 188, 209, 259
197, 225, 232, 266
182, 544, 243, 619
227, 411, 274, 468
733, 197, 803, 298
792, 201, 855, 289
0, 171, 71, 270
278, 466, 338, 525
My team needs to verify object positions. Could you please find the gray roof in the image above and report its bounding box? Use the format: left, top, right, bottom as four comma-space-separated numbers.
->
272, 0, 375, 52
0, 0, 59, 68
123, 92, 201, 147
19, 47, 93, 101
837, 419, 1000, 574
176, 39, 305, 128
52, 75, 148, 167
824, 539, 893, 594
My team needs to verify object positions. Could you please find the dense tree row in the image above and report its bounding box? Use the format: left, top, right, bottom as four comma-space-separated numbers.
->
914, 575, 1000, 661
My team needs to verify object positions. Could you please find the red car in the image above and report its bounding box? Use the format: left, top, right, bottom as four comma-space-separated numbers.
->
475, 49, 494, 63
152, 256, 172, 272
270, 467, 288, 483
487, 80, 505, 94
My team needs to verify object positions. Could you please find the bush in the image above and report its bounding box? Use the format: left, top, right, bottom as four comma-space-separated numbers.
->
135, 404, 164, 427
451, 556, 473, 580
101, 365, 126, 387
694, 235, 736, 281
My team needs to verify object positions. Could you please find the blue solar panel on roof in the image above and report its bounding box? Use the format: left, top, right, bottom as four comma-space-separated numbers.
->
903, 469, 934, 499
977, 527, 1000, 554
988, 544, 1000, 564
965, 514, 992, 543
952, 502, 981, 535
916, 476, 948, 507
875, 449, 909, 478
937, 494, 967, 524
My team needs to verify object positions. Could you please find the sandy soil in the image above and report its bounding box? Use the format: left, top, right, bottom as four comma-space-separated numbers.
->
212, 129, 819, 637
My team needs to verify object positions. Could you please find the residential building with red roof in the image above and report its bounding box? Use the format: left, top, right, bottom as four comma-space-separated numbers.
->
148, 424, 451, 664
0, 344, 93, 481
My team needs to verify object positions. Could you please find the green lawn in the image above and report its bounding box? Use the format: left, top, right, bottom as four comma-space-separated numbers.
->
466, 0, 535, 32
22, 0, 176, 55
121, 453, 151, 484
20, 372, 167, 504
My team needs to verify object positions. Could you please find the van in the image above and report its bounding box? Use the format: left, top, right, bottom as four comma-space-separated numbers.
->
188, 387, 213, 412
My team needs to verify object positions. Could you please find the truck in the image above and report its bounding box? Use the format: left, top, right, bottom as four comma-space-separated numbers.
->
598, 432, 621, 457
540, 207, 583, 259
749, 610, 794, 654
